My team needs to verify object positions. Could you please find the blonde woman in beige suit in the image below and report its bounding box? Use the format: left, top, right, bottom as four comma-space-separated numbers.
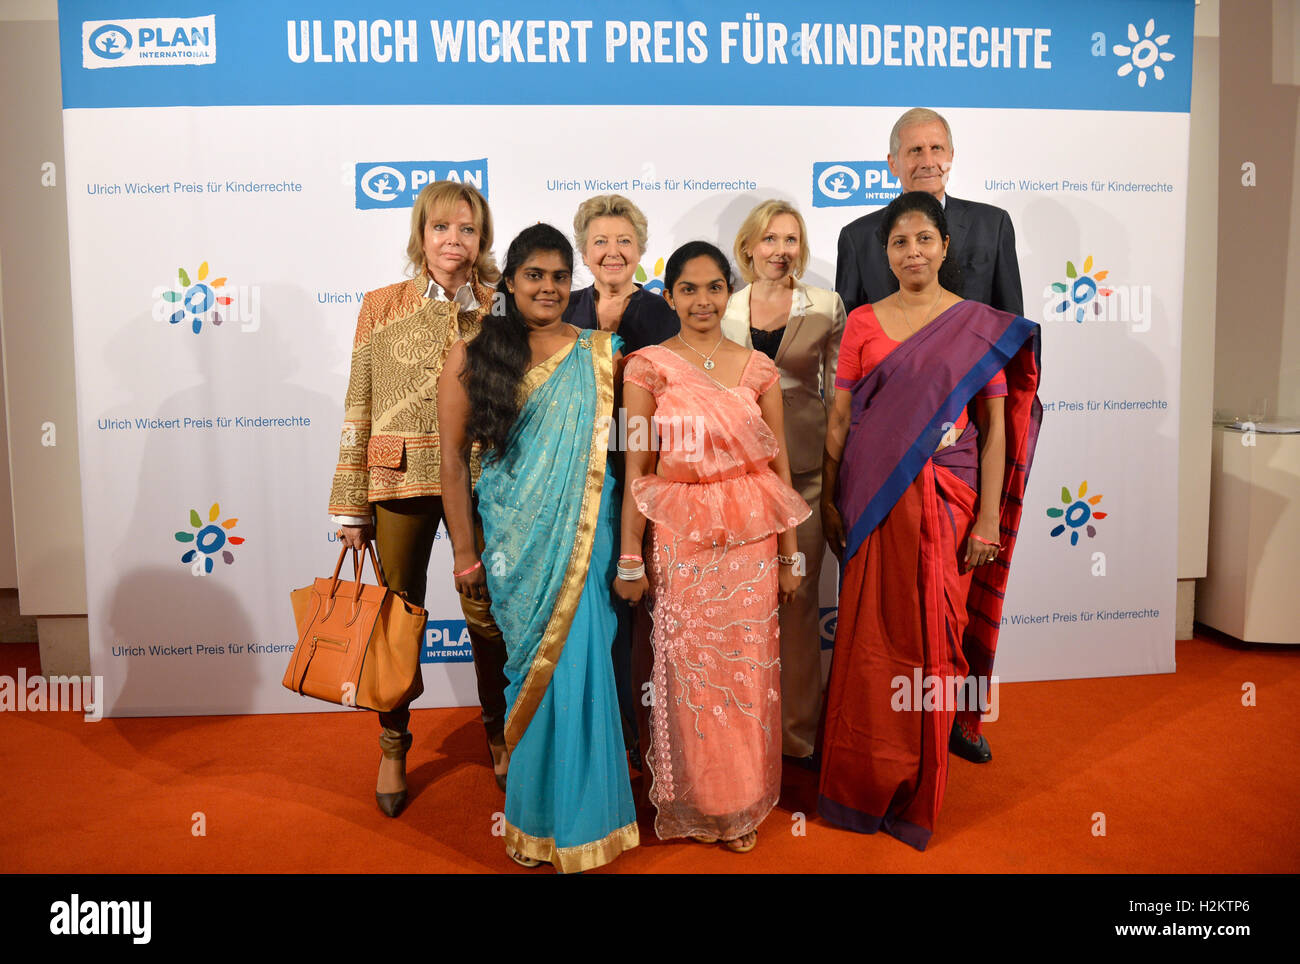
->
721, 200, 846, 762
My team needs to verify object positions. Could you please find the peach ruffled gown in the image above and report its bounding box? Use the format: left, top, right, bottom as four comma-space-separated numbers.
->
623, 346, 810, 841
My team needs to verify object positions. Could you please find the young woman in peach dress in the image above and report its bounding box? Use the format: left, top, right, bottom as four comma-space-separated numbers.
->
614, 241, 808, 853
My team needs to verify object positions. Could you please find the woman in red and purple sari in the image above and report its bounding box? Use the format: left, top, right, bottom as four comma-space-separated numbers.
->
818, 191, 1042, 851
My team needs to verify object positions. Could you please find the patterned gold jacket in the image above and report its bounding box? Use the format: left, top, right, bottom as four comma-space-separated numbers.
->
328, 275, 492, 517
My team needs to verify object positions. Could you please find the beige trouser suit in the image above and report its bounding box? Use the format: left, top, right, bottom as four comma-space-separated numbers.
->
721, 281, 846, 757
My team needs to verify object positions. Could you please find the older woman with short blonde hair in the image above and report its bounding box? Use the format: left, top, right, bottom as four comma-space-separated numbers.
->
564, 193, 677, 355
562, 194, 677, 769
720, 198, 846, 763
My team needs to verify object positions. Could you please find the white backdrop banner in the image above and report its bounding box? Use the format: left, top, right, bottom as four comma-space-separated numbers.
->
57, 0, 1195, 716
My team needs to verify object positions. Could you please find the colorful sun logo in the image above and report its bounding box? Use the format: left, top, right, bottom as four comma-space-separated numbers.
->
1047, 481, 1108, 546
175, 503, 245, 576
634, 257, 667, 296
1113, 19, 1175, 88
1052, 256, 1114, 324
162, 262, 233, 334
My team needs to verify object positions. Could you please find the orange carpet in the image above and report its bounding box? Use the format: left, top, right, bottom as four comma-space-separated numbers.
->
1, 632, 1296, 873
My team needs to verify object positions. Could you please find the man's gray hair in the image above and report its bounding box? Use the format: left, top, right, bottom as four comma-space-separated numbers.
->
889, 108, 954, 157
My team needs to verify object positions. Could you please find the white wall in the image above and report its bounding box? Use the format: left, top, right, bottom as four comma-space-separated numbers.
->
1178, 1, 1219, 581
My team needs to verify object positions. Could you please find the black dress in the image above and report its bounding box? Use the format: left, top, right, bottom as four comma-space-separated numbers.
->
562, 283, 677, 762
563, 285, 679, 355
750, 325, 786, 361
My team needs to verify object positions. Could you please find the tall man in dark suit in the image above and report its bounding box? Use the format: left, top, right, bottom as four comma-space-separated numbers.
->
835, 108, 1024, 317
834, 108, 1023, 766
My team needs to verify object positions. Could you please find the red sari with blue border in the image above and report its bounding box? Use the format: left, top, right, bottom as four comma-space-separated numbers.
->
817, 300, 1041, 851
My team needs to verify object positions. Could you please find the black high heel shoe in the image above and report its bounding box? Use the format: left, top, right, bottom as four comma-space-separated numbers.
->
486, 732, 509, 792
376, 728, 413, 817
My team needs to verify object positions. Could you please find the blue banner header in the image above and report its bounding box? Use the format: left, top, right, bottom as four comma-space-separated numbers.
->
59, 0, 1195, 112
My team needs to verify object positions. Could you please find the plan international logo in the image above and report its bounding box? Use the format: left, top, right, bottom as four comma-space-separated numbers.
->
811, 161, 902, 208
819, 606, 837, 650
82, 16, 216, 69
355, 160, 489, 210
422, 620, 474, 663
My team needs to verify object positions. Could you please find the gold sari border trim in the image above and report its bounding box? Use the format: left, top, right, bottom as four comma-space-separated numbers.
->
504, 331, 616, 750
520, 337, 578, 401
505, 819, 640, 874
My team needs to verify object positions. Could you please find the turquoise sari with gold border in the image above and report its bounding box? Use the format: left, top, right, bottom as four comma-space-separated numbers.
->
476, 328, 638, 873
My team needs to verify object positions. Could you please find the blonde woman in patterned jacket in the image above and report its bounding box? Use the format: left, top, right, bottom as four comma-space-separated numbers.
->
329, 181, 510, 817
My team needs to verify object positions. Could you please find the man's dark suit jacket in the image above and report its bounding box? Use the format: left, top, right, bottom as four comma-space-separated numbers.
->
834, 194, 1024, 317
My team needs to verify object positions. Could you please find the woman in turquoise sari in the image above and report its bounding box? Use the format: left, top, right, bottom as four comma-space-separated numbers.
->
439, 223, 638, 872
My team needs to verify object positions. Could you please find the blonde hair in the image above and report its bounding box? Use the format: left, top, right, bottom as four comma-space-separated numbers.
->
733, 200, 810, 284
572, 194, 649, 256
889, 107, 954, 157
405, 181, 500, 284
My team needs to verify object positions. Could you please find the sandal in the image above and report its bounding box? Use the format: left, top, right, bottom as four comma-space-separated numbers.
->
690, 834, 718, 844
723, 830, 757, 854
506, 846, 544, 869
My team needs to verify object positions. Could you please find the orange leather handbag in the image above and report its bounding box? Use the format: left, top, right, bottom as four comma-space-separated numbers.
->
284, 544, 426, 711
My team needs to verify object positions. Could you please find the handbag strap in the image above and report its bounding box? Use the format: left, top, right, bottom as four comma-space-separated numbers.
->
325, 545, 349, 601
366, 542, 390, 589
322, 543, 391, 624
346, 541, 391, 623
325, 542, 390, 598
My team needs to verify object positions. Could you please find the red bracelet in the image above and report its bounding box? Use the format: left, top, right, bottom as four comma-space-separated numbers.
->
618, 554, 643, 562
971, 534, 1001, 550
453, 560, 483, 578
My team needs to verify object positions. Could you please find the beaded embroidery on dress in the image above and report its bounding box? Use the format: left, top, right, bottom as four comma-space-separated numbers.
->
624, 346, 809, 841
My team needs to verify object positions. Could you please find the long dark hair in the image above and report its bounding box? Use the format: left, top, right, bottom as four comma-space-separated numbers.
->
663, 240, 734, 298
875, 190, 963, 293
463, 223, 573, 455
